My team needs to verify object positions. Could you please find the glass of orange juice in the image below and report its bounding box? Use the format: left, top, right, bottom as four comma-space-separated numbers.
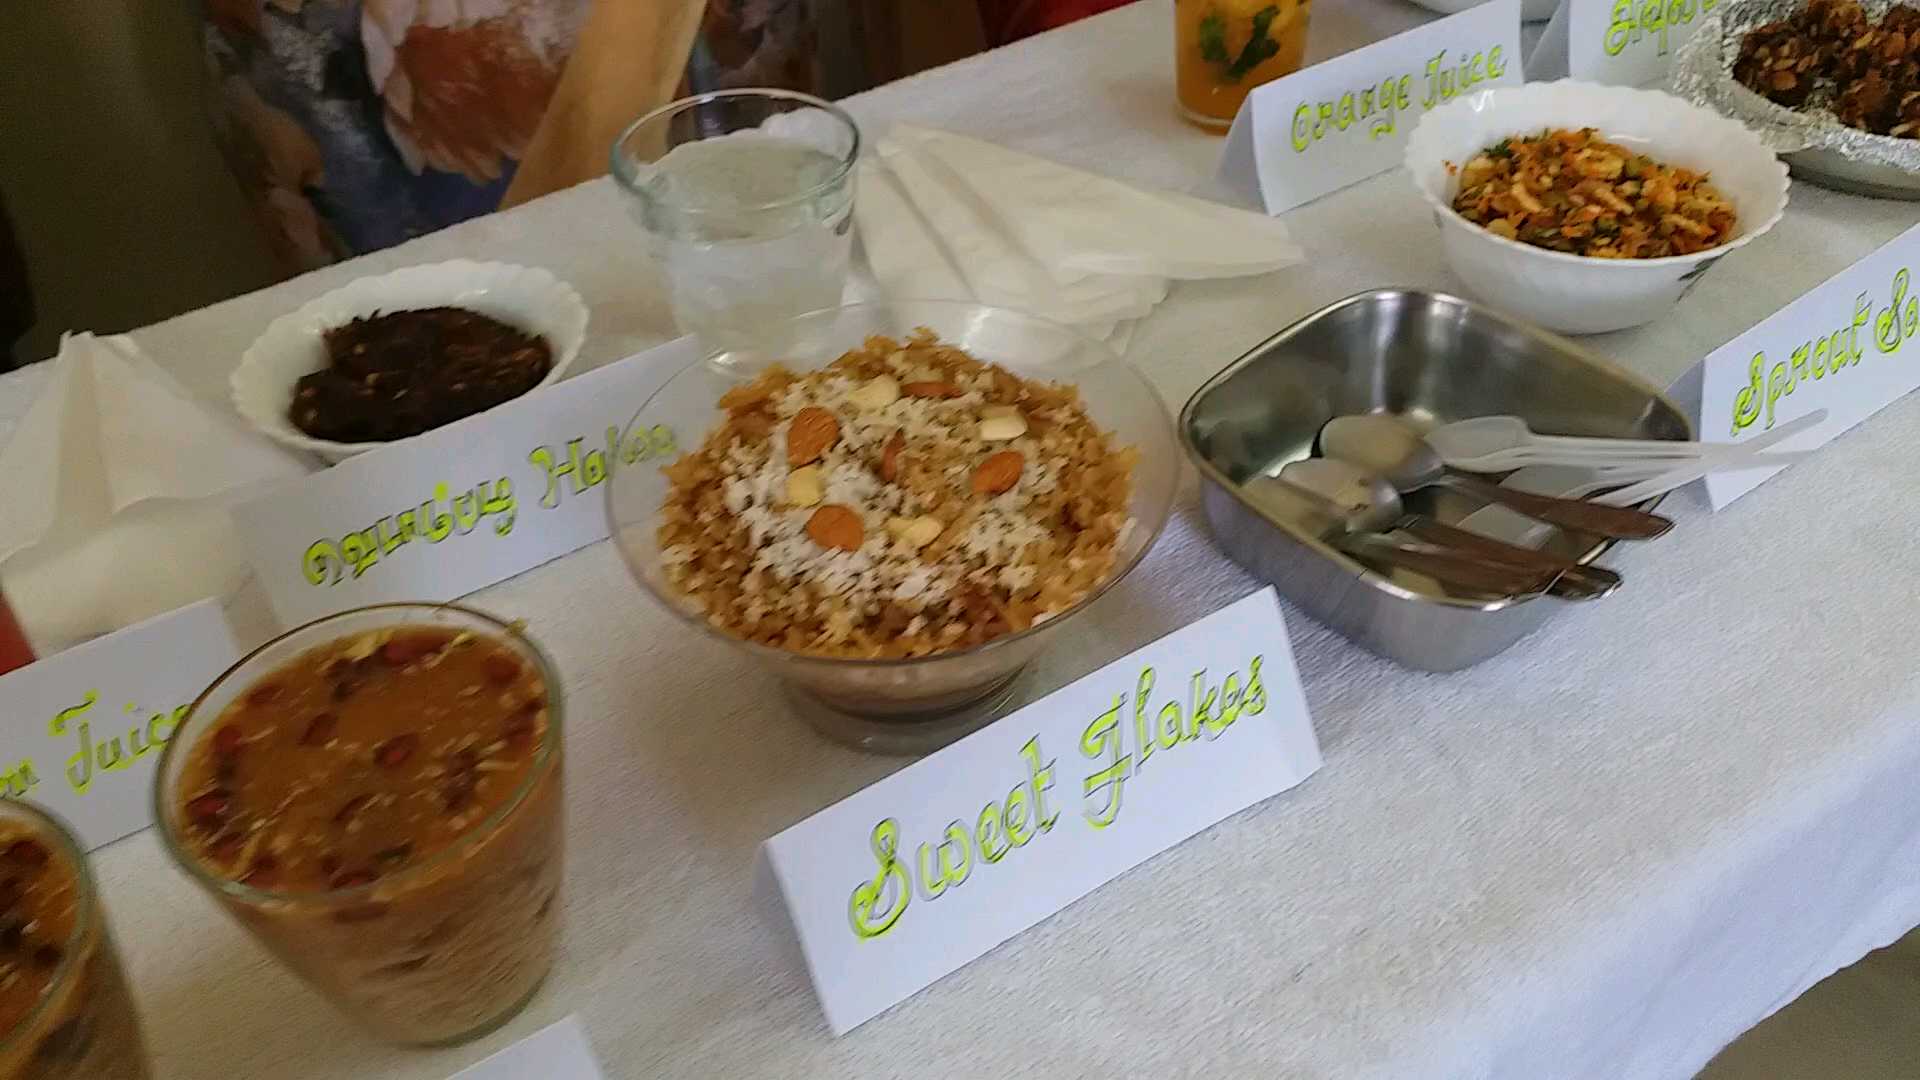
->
1175, 0, 1312, 130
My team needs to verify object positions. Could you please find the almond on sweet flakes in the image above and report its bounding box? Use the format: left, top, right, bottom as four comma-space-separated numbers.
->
656, 330, 1138, 659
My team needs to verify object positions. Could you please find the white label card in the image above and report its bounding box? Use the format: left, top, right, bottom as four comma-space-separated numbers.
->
761, 589, 1324, 1034
0, 600, 237, 850
447, 1016, 604, 1080
1537, 0, 1721, 85
234, 339, 698, 627
1216, 0, 1522, 214
1699, 223, 1920, 508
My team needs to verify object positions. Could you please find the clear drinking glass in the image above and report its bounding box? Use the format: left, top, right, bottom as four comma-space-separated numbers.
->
610, 88, 861, 368
152, 603, 565, 1047
0, 801, 151, 1079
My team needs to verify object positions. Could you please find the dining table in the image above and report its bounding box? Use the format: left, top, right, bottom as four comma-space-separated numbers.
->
6, 1, 1920, 1076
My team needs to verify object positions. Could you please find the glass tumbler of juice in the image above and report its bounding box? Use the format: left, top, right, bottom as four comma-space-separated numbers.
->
1175, 0, 1313, 130
153, 603, 564, 1047
0, 801, 152, 1079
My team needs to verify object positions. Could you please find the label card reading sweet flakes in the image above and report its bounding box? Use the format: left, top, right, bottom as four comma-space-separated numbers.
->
234, 338, 699, 628
447, 1016, 604, 1080
1699, 223, 1920, 508
1530, 0, 1720, 84
761, 589, 1323, 1034
0, 600, 237, 850
1216, 0, 1521, 214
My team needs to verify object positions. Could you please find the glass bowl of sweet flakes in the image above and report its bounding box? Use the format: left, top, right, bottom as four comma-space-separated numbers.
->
605, 300, 1178, 754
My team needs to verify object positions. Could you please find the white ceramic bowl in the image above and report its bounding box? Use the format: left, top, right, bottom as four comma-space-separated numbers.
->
1402, 0, 1559, 21
1404, 81, 1788, 335
231, 260, 589, 460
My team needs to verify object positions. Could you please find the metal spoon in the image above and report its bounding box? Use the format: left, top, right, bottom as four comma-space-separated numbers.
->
1272, 461, 1620, 599
1319, 415, 1675, 540
1246, 473, 1562, 599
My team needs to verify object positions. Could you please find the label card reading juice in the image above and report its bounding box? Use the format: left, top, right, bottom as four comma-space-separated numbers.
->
0, 600, 238, 850
1529, 0, 1719, 84
447, 1016, 604, 1080
760, 588, 1323, 1034
1698, 223, 1920, 508
234, 338, 698, 628
1215, 0, 1522, 214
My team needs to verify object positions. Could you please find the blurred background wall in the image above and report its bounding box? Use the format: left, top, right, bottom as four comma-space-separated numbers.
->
0, 0, 988, 370
0, 0, 280, 367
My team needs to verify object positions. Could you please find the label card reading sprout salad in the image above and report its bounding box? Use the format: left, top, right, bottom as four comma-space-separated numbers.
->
1215, 0, 1522, 215
0, 600, 237, 850
1698, 222, 1920, 508
234, 338, 699, 628
760, 588, 1323, 1034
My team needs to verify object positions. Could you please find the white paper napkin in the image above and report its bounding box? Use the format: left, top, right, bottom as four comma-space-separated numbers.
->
0, 334, 310, 652
887, 124, 1306, 281
876, 137, 1164, 328
853, 126, 1303, 352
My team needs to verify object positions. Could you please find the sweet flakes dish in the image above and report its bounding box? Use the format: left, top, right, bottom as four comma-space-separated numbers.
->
1450, 128, 1738, 258
657, 331, 1137, 659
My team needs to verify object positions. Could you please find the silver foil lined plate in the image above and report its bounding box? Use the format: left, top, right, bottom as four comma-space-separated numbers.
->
1674, 0, 1920, 199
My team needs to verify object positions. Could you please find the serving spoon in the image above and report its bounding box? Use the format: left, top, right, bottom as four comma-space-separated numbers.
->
1272, 460, 1619, 600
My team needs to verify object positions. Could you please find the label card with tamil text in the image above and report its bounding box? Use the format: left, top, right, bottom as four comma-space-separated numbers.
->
1698, 222, 1920, 508
233, 338, 698, 628
0, 600, 237, 850
446, 1016, 604, 1080
760, 588, 1323, 1034
1216, 0, 1522, 215
1529, 0, 1720, 85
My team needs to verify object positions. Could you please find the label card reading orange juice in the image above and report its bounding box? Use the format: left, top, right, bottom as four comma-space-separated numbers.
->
0, 600, 237, 850
1215, 0, 1522, 214
233, 337, 698, 629
760, 588, 1323, 1034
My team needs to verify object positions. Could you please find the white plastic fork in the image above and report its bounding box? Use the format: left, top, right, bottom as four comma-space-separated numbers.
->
1593, 410, 1828, 506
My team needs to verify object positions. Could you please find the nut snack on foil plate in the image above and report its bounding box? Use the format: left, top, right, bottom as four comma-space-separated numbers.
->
1675, 0, 1920, 198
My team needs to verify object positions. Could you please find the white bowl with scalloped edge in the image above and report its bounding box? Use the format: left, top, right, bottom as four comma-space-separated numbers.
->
231, 260, 588, 461
1405, 81, 1789, 335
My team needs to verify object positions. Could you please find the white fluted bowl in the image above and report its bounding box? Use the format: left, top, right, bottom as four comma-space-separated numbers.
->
1405, 81, 1789, 335
231, 260, 589, 460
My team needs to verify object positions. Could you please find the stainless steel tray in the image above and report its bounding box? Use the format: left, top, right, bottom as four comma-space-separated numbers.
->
1180, 289, 1693, 671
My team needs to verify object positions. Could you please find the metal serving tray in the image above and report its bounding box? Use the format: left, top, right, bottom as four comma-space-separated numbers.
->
1180, 289, 1693, 671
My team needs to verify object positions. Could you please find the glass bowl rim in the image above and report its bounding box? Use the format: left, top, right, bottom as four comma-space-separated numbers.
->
149, 601, 564, 907
604, 298, 1179, 671
0, 799, 98, 1058
608, 87, 862, 217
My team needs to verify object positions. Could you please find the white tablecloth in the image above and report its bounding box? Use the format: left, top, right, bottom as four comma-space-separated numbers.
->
8, 3, 1920, 1077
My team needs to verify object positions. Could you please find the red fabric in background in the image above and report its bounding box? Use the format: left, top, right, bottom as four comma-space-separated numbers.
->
978, 0, 1135, 45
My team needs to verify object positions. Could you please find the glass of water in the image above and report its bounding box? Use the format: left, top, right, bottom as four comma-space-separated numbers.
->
611, 89, 861, 368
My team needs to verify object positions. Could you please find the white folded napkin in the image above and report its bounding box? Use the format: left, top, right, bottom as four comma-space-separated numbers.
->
875, 141, 1163, 329
887, 124, 1306, 280
0, 334, 310, 653
854, 126, 1304, 350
